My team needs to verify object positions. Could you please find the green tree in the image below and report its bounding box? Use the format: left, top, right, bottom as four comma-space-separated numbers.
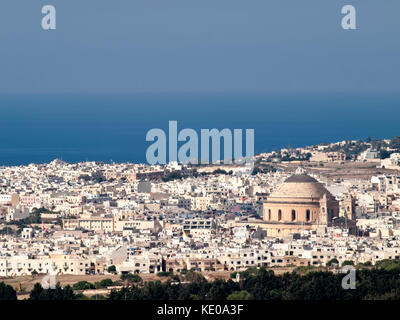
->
95, 278, 114, 288
29, 283, 44, 300
390, 136, 400, 149
375, 259, 400, 272
157, 271, 173, 277
105, 266, 400, 300
184, 271, 206, 283
121, 273, 142, 284
72, 281, 95, 290
379, 149, 392, 159
162, 172, 182, 182
326, 258, 339, 267
29, 283, 76, 300
0, 282, 17, 300
227, 290, 252, 300
107, 265, 117, 274
342, 260, 354, 267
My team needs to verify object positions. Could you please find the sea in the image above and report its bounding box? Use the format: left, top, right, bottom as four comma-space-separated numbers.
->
0, 92, 399, 166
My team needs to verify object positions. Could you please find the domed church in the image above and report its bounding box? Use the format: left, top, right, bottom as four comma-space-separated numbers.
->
261, 170, 349, 237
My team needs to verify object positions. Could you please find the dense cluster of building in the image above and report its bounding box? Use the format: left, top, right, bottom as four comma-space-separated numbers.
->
1, 140, 400, 278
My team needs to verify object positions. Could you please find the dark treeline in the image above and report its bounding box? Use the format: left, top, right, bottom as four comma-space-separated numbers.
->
108, 267, 400, 300
3, 259, 400, 300
0, 282, 17, 300
29, 283, 75, 300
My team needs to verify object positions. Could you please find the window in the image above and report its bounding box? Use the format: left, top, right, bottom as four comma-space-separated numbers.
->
291, 210, 296, 221
306, 209, 311, 221
268, 209, 271, 221
278, 210, 282, 221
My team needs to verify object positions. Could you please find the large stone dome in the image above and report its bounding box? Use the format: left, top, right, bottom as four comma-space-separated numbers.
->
261, 171, 342, 237
269, 173, 332, 200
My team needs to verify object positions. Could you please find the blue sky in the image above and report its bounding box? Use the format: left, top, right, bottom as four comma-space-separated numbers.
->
0, 0, 399, 94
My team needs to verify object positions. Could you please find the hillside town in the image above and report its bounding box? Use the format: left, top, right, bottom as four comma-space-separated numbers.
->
1, 137, 400, 282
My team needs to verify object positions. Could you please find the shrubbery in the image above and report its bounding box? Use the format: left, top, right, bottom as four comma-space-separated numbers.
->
11, 259, 400, 300
121, 273, 142, 284
109, 262, 400, 300
29, 283, 75, 300
0, 282, 17, 300
157, 271, 173, 277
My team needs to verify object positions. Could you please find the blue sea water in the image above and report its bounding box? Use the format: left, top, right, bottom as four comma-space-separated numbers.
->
0, 93, 399, 166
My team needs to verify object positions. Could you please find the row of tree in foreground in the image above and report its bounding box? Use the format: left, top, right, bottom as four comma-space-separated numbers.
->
2, 259, 400, 300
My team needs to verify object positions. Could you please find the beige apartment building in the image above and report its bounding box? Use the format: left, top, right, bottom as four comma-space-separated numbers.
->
310, 151, 345, 162
0, 254, 91, 277
63, 217, 115, 233
119, 253, 162, 274
183, 257, 224, 272
114, 219, 163, 233
62, 217, 163, 233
